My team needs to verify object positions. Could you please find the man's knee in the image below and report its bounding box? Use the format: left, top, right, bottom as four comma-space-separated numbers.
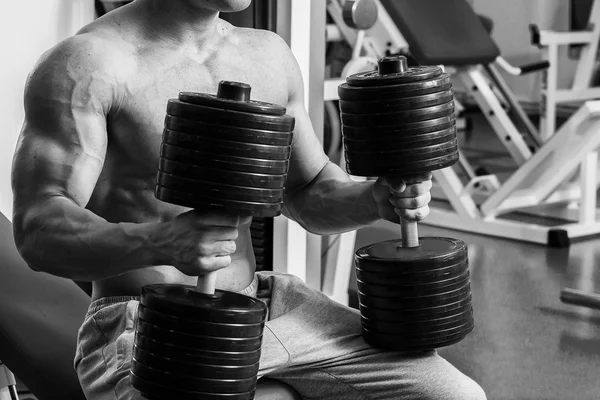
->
429, 372, 486, 400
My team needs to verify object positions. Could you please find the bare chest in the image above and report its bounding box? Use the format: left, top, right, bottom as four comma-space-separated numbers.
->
106, 54, 289, 173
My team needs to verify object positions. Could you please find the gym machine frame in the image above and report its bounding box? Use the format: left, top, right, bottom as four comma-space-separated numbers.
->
353, 0, 600, 247
530, 0, 600, 141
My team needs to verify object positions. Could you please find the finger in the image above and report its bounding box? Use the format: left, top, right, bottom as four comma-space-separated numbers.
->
389, 192, 431, 209
213, 240, 237, 256
204, 226, 240, 242
395, 206, 430, 222
192, 210, 243, 227
196, 238, 237, 257
405, 172, 433, 183
390, 179, 432, 197
197, 255, 232, 272
377, 176, 406, 193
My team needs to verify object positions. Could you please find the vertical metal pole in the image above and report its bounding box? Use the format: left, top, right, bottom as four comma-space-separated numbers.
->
272, 0, 327, 287
541, 44, 558, 140
579, 151, 598, 225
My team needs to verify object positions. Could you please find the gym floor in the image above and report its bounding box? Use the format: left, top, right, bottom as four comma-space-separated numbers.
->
349, 112, 600, 400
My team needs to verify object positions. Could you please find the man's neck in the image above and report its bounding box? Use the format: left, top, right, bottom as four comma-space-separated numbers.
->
132, 0, 222, 47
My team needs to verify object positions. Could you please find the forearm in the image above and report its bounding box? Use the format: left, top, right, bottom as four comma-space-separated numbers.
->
284, 162, 380, 235
13, 196, 164, 281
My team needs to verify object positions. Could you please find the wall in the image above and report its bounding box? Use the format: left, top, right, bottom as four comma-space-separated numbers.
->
0, 1, 95, 221
471, 0, 578, 103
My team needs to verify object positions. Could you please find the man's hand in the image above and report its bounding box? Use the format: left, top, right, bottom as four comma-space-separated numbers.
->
371, 173, 433, 224
154, 210, 251, 276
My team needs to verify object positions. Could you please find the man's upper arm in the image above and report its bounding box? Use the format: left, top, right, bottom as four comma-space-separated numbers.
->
277, 39, 332, 193
12, 36, 115, 227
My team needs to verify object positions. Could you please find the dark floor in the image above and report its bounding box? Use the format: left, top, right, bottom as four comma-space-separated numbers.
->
349, 113, 600, 400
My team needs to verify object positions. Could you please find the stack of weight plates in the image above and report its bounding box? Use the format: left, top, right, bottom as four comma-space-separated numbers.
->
157, 80, 294, 218
250, 217, 272, 271
356, 238, 474, 350
337, 55, 458, 177
131, 285, 268, 399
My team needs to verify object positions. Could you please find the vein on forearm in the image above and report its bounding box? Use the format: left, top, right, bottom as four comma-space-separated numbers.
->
284, 162, 379, 235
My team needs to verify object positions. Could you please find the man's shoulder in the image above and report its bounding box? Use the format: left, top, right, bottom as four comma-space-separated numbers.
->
224, 23, 291, 57
34, 27, 132, 83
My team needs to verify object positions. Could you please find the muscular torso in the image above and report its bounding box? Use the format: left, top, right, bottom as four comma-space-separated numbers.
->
83, 10, 289, 300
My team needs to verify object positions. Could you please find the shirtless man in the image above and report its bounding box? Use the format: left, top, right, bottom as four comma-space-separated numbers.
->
11, 1, 486, 399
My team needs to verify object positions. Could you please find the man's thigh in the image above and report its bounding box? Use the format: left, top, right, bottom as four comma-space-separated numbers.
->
257, 272, 485, 400
75, 298, 144, 400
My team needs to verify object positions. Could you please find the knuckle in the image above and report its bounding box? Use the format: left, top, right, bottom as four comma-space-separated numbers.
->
197, 242, 212, 255
217, 255, 232, 268
415, 206, 430, 221
223, 240, 236, 254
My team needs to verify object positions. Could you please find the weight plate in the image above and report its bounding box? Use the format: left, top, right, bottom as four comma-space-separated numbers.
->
179, 92, 286, 116
157, 172, 284, 203
356, 260, 469, 285
347, 65, 443, 87
155, 185, 283, 218
342, 126, 457, 152
363, 319, 474, 340
159, 158, 286, 189
132, 372, 255, 400
346, 146, 459, 173
138, 305, 265, 338
361, 309, 473, 334
358, 295, 472, 321
137, 320, 263, 352
345, 138, 457, 160
167, 100, 295, 132
162, 129, 292, 160
133, 345, 259, 380
132, 361, 258, 394
161, 144, 290, 175
357, 283, 471, 310
339, 89, 454, 114
341, 115, 455, 139
135, 332, 262, 366
356, 271, 470, 297
141, 285, 267, 324
356, 237, 468, 270
346, 151, 459, 176
362, 322, 474, 350
165, 116, 293, 146
363, 326, 473, 351
338, 73, 452, 101
340, 101, 455, 127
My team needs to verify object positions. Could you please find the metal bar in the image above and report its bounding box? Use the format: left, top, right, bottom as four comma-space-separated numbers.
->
540, 44, 559, 140
485, 63, 542, 147
561, 288, 600, 310
537, 30, 595, 46
554, 88, 600, 103
462, 68, 532, 165
572, 0, 600, 90
579, 152, 598, 224
481, 101, 600, 216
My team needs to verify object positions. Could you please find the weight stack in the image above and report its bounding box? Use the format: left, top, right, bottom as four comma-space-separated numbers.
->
338, 55, 474, 351
132, 286, 267, 399
131, 81, 294, 399
250, 217, 273, 272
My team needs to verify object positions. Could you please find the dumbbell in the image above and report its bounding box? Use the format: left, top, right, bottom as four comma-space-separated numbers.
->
130, 81, 294, 399
338, 55, 474, 351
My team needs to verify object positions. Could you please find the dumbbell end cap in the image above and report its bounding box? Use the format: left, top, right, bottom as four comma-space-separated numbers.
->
378, 56, 408, 76
217, 81, 251, 102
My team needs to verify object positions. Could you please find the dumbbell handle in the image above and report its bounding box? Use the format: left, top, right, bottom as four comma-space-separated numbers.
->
400, 219, 419, 248
397, 175, 425, 248
196, 271, 218, 295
